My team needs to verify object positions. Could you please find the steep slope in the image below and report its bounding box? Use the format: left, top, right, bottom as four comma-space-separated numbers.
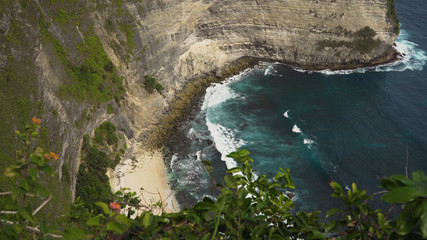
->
0, 0, 398, 213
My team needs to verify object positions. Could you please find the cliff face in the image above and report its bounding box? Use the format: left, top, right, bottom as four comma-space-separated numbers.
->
196, 0, 397, 68
0, 0, 398, 206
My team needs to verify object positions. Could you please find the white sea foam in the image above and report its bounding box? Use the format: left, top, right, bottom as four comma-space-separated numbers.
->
292, 124, 301, 133
201, 83, 239, 110
293, 28, 426, 75
196, 150, 203, 161
201, 68, 257, 168
205, 119, 246, 169
175, 155, 209, 187
170, 153, 179, 170
283, 110, 290, 119
187, 127, 197, 140
375, 32, 427, 72
303, 138, 315, 149
201, 68, 254, 110
264, 65, 273, 75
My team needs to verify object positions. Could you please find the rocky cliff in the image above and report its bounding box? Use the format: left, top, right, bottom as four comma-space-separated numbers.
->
0, 0, 398, 211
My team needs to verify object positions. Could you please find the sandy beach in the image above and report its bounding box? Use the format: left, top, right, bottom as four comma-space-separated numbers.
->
108, 145, 179, 216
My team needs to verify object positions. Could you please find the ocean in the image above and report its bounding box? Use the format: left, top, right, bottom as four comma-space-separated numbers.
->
168, 0, 427, 212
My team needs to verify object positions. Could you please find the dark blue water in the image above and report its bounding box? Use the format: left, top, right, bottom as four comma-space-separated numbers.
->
169, 0, 427, 212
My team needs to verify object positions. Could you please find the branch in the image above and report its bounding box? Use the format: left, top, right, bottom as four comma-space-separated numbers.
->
0, 211, 17, 214
0, 219, 62, 238
0, 192, 35, 197
33, 195, 52, 216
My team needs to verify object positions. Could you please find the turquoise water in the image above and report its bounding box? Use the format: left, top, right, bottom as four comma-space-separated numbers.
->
169, 0, 427, 212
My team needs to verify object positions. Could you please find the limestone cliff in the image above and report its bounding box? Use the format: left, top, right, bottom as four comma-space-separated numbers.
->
0, 0, 398, 209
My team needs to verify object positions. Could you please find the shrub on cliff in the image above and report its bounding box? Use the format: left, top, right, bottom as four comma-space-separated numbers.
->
94, 121, 118, 146
144, 75, 164, 94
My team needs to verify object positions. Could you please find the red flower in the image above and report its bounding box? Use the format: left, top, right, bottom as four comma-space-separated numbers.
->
49, 152, 59, 161
32, 117, 41, 125
110, 202, 121, 212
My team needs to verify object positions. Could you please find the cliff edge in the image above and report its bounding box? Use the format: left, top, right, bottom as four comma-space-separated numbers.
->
0, 0, 399, 211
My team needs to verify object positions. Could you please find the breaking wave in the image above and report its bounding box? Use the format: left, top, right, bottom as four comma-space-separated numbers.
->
205, 120, 246, 169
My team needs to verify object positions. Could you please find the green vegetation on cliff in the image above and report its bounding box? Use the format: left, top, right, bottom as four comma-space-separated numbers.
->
76, 121, 124, 210
40, 18, 124, 105
0, 1, 44, 194
387, 0, 400, 34
317, 26, 381, 54
143, 75, 164, 94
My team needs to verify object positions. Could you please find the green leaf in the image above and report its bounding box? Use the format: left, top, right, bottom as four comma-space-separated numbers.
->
378, 213, 385, 226
20, 178, 30, 191
194, 201, 214, 210
142, 212, 151, 228
330, 182, 343, 193
381, 186, 418, 203
224, 175, 237, 189
106, 222, 126, 234
325, 221, 336, 233
421, 210, 427, 239
41, 165, 53, 176
201, 233, 211, 240
360, 204, 369, 215
352, 183, 357, 193
31, 130, 38, 137
30, 153, 40, 165
116, 214, 131, 227
381, 175, 413, 190
237, 149, 250, 157
86, 216, 100, 226
326, 208, 340, 218
205, 210, 216, 222
308, 231, 325, 239
28, 168, 38, 180
63, 228, 85, 240
18, 207, 35, 224
34, 182, 50, 197
396, 202, 418, 235
412, 170, 427, 182
95, 202, 110, 214
226, 167, 242, 174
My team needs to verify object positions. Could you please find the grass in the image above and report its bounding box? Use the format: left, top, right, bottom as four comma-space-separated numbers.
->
317, 26, 380, 53
40, 18, 124, 104
120, 23, 136, 52
53, 8, 70, 27
107, 104, 115, 114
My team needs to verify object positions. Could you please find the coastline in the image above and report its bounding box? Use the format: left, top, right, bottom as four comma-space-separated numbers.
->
109, 48, 401, 214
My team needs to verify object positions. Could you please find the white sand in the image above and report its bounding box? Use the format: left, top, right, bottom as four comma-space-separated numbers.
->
108, 147, 179, 216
